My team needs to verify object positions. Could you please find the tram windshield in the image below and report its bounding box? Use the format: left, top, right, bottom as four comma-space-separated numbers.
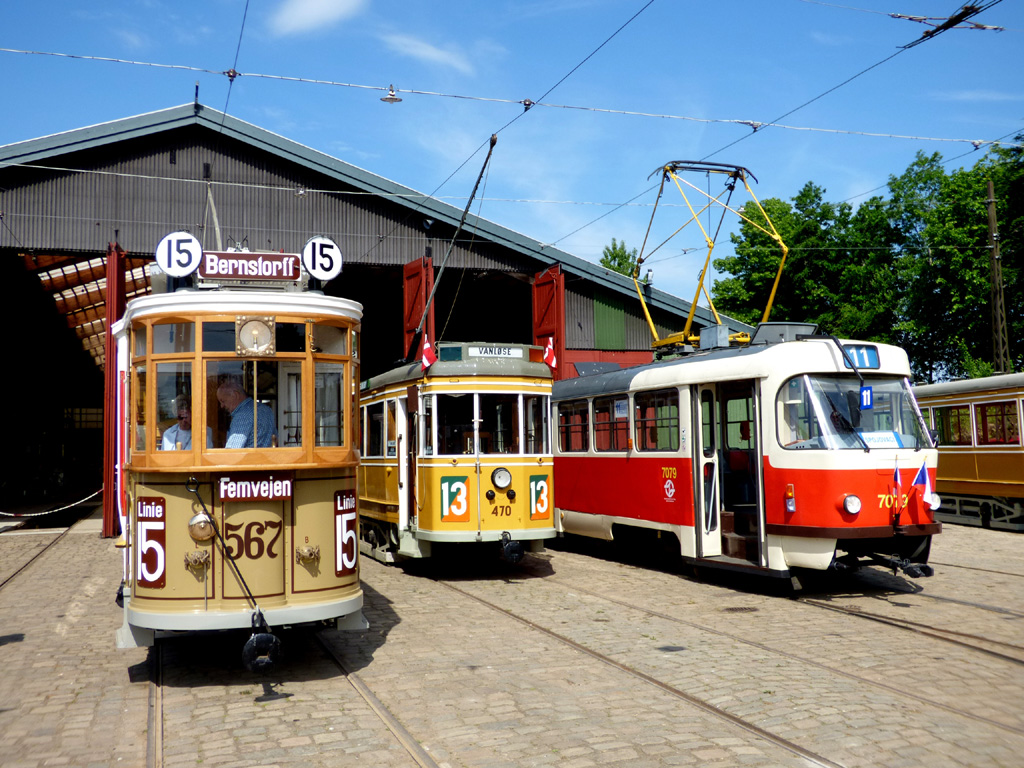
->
429, 392, 550, 456
777, 375, 931, 451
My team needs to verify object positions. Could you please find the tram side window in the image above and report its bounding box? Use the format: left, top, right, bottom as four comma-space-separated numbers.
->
207, 361, 279, 448
634, 389, 679, 451
934, 405, 973, 446
558, 400, 589, 453
365, 402, 385, 456
437, 393, 474, 455
524, 395, 549, 454
422, 395, 434, 456
479, 393, 520, 454
594, 396, 629, 451
133, 365, 147, 452
975, 401, 1020, 445
314, 363, 345, 446
386, 399, 398, 456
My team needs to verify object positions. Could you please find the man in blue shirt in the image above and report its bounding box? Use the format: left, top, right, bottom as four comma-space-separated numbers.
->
216, 380, 276, 448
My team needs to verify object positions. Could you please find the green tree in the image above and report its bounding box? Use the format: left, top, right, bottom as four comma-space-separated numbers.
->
600, 238, 640, 278
713, 145, 1024, 381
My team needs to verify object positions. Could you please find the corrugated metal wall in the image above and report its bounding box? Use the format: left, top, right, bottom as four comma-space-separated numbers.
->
566, 282, 691, 352
2, 124, 698, 355
0, 127, 523, 273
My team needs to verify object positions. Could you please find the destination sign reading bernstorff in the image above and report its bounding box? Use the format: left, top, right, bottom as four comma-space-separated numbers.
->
199, 252, 301, 281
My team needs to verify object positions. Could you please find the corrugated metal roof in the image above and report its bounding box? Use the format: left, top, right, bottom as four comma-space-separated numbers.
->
1, 103, 752, 368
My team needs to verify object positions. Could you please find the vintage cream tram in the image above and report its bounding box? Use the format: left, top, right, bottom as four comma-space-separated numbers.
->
358, 341, 556, 563
914, 373, 1024, 531
114, 233, 365, 662
553, 323, 941, 582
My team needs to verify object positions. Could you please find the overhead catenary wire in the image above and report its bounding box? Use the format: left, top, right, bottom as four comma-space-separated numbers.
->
1, 49, 1015, 152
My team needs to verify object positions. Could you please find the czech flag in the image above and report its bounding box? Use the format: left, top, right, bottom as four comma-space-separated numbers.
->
422, 338, 437, 371
912, 461, 941, 510
543, 336, 557, 370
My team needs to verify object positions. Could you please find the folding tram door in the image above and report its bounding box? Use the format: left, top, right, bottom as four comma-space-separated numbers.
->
692, 380, 764, 565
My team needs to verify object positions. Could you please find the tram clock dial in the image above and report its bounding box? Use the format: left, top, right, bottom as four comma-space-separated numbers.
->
236, 316, 275, 356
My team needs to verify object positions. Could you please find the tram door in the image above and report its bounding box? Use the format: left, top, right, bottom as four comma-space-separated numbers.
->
693, 385, 722, 557
394, 396, 410, 530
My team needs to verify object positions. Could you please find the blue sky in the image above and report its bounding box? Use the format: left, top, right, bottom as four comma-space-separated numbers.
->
2, 0, 1021, 302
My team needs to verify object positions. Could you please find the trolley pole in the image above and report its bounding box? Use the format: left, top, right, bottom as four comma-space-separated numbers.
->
986, 180, 1011, 373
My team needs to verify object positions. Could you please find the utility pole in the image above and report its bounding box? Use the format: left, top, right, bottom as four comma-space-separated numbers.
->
986, 179, 1011, 373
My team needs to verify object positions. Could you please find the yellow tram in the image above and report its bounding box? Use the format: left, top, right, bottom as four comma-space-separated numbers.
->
114, 233, 366, 663
358, 341, 556, 563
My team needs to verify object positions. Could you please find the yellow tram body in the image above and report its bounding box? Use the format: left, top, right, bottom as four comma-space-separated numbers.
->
914, 373, 1024, 531
359, 342, 556, 562
114, 247, 366, 648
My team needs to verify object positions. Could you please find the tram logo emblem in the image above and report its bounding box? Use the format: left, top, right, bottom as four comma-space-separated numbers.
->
440, 476, 470, 521
664, 479, 676, 501
529, 474, 551, 520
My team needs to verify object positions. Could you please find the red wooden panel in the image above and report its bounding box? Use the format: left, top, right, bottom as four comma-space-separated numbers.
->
532, 266, 565, 379
403, 254, 434, 359
103, 243, 126, 538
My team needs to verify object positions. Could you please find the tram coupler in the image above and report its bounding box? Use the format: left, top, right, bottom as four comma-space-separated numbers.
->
867, 554, 934, 579
242, 609, 281, 673
500, 531, 524, 564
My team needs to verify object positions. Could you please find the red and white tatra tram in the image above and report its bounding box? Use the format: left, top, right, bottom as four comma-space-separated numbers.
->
113, 233, 366, 667
552, 323, 941, 582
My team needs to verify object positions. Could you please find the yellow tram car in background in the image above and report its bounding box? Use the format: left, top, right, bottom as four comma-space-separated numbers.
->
358, 341, 556, 563
914, 373, 1024, 531
114, 233, 366, 665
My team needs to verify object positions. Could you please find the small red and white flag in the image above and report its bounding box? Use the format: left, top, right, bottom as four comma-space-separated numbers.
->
543, 336, 557, 370
421, 338, 437, 371
912, 461, 941, 510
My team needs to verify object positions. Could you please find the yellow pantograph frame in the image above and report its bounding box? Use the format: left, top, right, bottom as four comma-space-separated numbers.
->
632, 162, 790, 350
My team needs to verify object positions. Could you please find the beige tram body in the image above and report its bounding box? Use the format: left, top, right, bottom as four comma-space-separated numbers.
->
358, 342, 556, 562
114, 283, 367, 648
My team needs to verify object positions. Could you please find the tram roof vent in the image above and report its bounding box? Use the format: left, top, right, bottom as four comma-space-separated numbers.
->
749, 322, 819, 345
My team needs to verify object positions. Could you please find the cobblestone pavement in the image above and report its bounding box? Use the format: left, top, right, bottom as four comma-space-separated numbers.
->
0, 517, 1021, 767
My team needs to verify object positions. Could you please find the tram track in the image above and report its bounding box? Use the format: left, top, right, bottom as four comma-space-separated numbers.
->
434, 576, 845, 768
496, 555, 1024, 738
795, 598, 1024, 665
0, 527, 70, 591
145, 627, 440, 768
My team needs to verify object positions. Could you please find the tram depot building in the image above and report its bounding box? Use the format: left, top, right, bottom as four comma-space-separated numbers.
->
0, 103, 749, 507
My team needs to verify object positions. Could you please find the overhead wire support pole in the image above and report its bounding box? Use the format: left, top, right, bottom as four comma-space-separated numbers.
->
404, 134, 498, 364
986, 179, 1011, 373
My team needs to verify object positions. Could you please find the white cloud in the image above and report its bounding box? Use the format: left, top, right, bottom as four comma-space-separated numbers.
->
269, 0, 367, 37
379, 33, 474, 75
933, 90, 1021, 103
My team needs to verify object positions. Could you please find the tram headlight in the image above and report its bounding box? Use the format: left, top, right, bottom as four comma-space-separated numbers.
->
491, 467, 512, 490
842, 494, 862, 515
188, 512, 216, 542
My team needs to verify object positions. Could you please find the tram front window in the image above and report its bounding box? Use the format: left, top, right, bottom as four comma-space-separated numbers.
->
778, 375, 931, 450
156, 362, 212, 450
207, 361, 292, 449
478, 393, 519, 454
437, 394, 474, 455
